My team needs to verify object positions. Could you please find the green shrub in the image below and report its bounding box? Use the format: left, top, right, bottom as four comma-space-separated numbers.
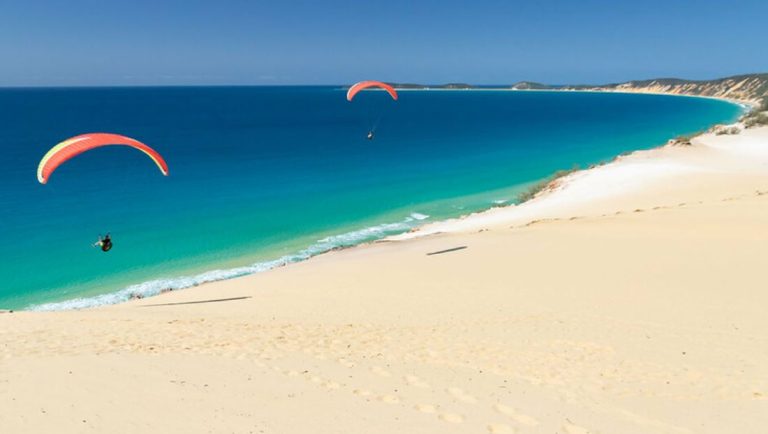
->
744, 112, 768, 128
714, 125, 741, 135
670, 135, 693, 146
516, 166, 579, 204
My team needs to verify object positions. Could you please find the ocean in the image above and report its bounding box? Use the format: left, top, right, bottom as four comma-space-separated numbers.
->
0, 87, 742, 310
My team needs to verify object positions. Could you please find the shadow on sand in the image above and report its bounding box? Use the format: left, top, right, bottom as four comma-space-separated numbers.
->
426, 246, 468, 256
139, 296, 252, 307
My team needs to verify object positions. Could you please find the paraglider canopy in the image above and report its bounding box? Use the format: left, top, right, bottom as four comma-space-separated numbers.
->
37, 133, 169, 184
346, 81, 398, 102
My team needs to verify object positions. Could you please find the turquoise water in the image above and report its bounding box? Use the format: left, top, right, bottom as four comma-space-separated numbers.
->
0, 87, 741, 310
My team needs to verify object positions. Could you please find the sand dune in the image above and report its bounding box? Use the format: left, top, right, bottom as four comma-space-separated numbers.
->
2, 126, 767, 433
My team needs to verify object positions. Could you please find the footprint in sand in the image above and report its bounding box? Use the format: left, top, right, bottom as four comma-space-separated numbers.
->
379, 394, 400, 404
337, 358, 355, 368
324, 381, 341, 390
562, 421, 591, 434
371, 366, 391, 377
438, 413, 464, 424
493, 403, 539, 426
487, 423, 517, 434
405, 375, 430, 389
447, 387, 477, 404
414, 404, 436, 414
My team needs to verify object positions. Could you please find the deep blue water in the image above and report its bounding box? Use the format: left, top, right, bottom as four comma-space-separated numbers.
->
0, 87, 741, 310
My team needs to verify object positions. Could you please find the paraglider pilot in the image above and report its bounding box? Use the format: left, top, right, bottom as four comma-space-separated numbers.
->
95, 234, 113, 252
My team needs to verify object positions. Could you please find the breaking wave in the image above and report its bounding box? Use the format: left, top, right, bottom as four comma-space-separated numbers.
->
30, 213, 430, 311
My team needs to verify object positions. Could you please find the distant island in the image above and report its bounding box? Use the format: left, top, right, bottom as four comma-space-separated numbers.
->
387, 73, 768, 107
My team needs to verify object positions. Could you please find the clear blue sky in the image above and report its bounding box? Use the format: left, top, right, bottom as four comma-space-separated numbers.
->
1, 0, 765, 86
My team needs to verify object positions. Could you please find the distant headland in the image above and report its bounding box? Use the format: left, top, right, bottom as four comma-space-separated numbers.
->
388, 73, 768, 106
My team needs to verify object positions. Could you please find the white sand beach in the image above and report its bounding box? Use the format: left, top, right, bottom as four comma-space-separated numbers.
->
2, 125, 767, 433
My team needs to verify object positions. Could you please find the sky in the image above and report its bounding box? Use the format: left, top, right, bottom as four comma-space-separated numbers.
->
0, 0, 766, 86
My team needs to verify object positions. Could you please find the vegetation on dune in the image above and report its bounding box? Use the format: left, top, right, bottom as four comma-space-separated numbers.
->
740, 96, 768, 128
714, 125, 741, 135
743, 112, 768, 128
669, 135, 694, 146
516, 166, 580, 204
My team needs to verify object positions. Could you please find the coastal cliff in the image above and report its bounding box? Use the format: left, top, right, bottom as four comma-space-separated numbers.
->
512, 73, 768, 106
389, 73, 768, 106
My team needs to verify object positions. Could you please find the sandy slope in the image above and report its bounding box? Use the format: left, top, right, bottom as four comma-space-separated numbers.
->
2, 127, 767, 433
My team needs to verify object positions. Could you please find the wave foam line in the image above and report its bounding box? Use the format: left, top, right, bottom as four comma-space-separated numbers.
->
29, 213, 430, 311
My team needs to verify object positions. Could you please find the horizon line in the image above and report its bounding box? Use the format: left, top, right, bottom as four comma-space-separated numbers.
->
1, 72, 766, 90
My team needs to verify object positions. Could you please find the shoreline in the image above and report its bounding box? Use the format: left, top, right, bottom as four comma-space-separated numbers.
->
389, 87, 760, 109
390, 115, 752, 240
21, 90, 748, 311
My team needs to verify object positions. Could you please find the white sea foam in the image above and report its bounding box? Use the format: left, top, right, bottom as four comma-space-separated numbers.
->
29, 213, 430, 311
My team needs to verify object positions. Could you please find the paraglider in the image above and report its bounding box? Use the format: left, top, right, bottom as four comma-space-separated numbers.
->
346, 80, 398, 102
347, 81, 398, 139
37, 133, 169, 253
94, 234, 113, 252
37, 133, 169, 184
